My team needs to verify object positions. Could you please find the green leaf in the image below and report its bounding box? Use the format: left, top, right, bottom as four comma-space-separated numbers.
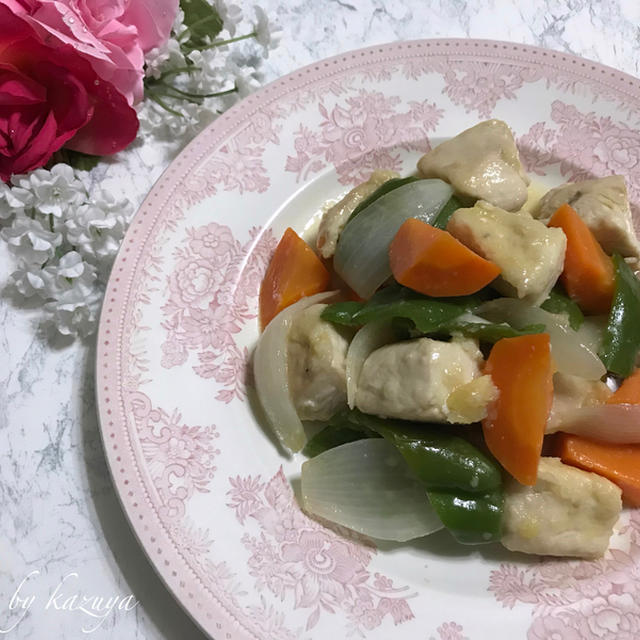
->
52, 149, 101, 171
541, 287, 584, 330
599, 253, 640, 377
180, 0, 224, 48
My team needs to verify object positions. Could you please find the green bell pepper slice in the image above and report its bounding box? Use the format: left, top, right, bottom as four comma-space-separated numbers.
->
428, 489, 504, 544
321, 285, 486, 332
541, 287, 584, 330
344, 410, 502, 494
599, 253, 640, 377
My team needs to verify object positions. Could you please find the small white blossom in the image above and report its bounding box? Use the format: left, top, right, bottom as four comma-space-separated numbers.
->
227, 60, 261, 98
1, 180, 38, 219
214, 1, 243, 36
55, 251, 87, 279
253, 6, 280, 54
9, 265, 54, 297
41, 254, 100, 336
0, 183, 15, 219
1, 217, 63, 264
65, 191, 131, 280
14, 165, 86, 217
44, 286, 101, 337
145, 37, 185, 79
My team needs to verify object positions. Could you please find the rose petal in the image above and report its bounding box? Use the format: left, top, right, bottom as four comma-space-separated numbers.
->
32, 59, 92, 148
0, 64, 46, 105
64, 72, 138, 155
3, 0, 146, 104
0, 5, 138, 179
0, 110, 57, 180
120, 0, 179, 52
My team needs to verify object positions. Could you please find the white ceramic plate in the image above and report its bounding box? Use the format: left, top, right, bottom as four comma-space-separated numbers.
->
97, 39, 640, 640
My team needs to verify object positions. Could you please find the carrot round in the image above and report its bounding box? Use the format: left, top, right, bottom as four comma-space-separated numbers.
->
259, 228, 330, 329
556, 433, 640, 506
482, 333, 553, 485
607, 368, 640, 405
547, 203, 615, 314
389, 218, 501, 296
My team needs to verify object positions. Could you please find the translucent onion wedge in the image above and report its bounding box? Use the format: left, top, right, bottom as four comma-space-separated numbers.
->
577, 315, 607, 356
547, 404, 640, 443
345, 320, 395, 408
301, 438, 444, 541
334, 179, 453, 298
254, 291, 338, 453
477, 298, 606, 380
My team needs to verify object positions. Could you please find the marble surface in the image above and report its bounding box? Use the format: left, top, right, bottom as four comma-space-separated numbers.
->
1, 1, 640, 638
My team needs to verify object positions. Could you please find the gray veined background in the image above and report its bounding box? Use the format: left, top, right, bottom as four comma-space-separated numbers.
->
1, 1, 639, 638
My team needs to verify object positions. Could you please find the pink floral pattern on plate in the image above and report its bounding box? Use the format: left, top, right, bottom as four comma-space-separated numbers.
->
519, 100, 640, 206
127, 391, 220, 520
160, 222, 276, 402
227, 469, 415, 636
285, 90, 443, 185
439, 61, 531, 119
432, 621, 469, 640
490, 512, 640, 640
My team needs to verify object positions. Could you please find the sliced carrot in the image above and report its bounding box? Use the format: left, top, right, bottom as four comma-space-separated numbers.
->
259, 228, 330, 329
482, 334, 553, 485
547, 203, 615, 314
389, 218, 501, 296
607, 368, 640, 405
556, 433, 640, 506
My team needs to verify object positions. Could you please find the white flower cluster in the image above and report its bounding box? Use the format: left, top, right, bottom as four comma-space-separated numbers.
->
138, 4, 281, 142
0, 2, 279, 338
0, 165, 133, 337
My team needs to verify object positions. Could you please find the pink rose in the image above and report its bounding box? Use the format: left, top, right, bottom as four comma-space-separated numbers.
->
2, 0, 179, 105
0, 5, 139, 181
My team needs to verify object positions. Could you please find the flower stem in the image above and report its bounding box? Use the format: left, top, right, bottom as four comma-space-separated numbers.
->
157, 80, 236, 99
49, 214, 54, 233
159, 66, 201, 80
183, 31, 257, 53
145, 89, 184, 117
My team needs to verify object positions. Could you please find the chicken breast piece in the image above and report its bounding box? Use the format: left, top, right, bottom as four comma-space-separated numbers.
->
536, 175, 640, 262
417, 120, 530, 211
287, 304, 352, 421
546, 372, 612, 433
355, 337, 483, 423
447, 201, 567, 305
316, 169, 399, 258
502, 457, 621, 558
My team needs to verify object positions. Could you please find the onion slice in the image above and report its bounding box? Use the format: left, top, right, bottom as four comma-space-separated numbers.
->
547, 404, 640, 443
334, 179, 453, 298
477, 298, 606, 380
301, 438, 444, 541
345, 320, 395, 408
253, 291, 338, 453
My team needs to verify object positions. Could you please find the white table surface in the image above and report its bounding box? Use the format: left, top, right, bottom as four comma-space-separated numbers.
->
1, 1, 639, 638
